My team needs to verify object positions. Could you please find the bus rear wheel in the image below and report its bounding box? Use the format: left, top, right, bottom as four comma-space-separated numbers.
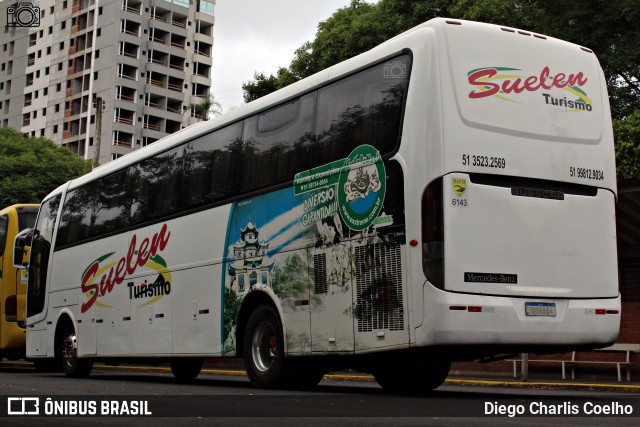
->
372, 358, 450, 393
243, 305, 287, 388
60, 324, 93, 378
170, 358, 203, 382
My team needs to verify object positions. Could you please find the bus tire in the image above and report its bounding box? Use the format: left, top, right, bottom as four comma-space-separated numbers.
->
373, 358, 450, 393
243, 304, 286, 388
60, 324, 93, 378
170, 358, 203, 382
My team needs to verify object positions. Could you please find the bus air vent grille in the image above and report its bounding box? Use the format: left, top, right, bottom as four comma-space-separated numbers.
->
313, 253, 328, 294
355, 242, 404, 332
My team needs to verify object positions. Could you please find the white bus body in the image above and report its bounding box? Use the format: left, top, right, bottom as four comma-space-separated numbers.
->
23, 18, 619, 391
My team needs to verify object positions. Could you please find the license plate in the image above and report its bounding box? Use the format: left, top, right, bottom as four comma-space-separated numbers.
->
525, 302, 556, 317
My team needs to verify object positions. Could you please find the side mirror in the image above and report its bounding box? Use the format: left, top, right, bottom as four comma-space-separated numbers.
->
13, 228, 34, 269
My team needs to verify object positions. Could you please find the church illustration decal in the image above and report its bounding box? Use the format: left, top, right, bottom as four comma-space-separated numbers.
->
227, 219, 274, 295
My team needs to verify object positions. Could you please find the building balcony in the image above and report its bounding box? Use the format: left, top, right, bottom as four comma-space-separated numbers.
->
146, 77, 165, 88
167, 81, 183, 92
117, 94, 135, 102
112, 139, 132, 147
124, 5, 141, 15
171, 20, 186, 29
116, 116, 134, 125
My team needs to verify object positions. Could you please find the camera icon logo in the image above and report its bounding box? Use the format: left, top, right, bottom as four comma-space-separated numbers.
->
383, 61, 407, 79
7, 2, 41, 28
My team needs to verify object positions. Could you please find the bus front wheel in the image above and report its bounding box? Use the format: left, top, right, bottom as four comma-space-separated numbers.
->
60, 324, 93, 378
243, 305, 286, 388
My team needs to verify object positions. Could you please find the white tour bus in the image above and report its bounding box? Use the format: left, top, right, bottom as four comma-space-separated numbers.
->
17, 18, 619, 392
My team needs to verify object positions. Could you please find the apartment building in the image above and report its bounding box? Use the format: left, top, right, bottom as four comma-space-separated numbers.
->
0, 0, 215, 165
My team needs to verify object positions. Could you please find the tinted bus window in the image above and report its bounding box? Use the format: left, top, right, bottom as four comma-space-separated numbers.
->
183, 122, 243, 210
131, 146, 184, 225
92, 168, 131, 237
57, 181, 98, 247
313, 55, 411, 166
18, 209, 37, 233
0, 215, 7, 256
239, 93, 316, 193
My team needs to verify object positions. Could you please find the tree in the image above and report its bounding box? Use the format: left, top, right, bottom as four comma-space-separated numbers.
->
0, 127, 91, 207
241, 0, 640, 175
243, 0, 639, 120
189, 93, 222, 120
242, 72, 279, 103
451, 0, 640, 120
614, 109, 640, 180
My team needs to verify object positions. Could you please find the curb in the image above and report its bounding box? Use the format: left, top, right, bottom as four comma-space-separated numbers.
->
3, 361, 639, 393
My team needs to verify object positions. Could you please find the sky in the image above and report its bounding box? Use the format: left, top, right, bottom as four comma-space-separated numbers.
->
211, 0, 353, 112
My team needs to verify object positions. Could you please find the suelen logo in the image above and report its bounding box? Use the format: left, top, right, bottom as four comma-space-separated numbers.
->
80, 224, 171, 313
467, 66, 593, 111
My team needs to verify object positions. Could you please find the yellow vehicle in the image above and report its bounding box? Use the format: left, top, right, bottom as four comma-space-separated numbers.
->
0, 204, 38, 360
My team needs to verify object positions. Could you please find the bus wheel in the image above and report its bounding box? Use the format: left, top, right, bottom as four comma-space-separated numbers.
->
60, 325, 93, 378
170, 358, 203, 382
243, 305, 286, 388
373, 358, 450, 393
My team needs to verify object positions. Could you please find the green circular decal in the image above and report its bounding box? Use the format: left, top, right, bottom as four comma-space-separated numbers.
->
337, 145, 386, 231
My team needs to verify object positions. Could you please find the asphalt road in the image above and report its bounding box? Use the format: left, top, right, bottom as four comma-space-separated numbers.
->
0, 364, 639, 426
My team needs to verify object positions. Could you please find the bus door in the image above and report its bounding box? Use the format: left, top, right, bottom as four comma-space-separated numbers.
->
26, 196, 61, 357
0, 214, 9, 349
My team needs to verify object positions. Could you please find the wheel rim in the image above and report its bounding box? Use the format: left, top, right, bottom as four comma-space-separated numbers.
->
251, 320, 276, 372
62, 333, 75, 368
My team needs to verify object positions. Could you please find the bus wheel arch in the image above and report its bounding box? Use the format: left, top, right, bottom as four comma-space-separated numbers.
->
234, 289, 284, 359
54, 314, 93, 378
54, 314, 74, 362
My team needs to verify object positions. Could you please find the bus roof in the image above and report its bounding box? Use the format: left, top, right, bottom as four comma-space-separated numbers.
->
45, 17, 610, 199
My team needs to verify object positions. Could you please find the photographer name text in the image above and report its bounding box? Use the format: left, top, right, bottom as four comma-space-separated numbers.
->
485, 401, 634, 417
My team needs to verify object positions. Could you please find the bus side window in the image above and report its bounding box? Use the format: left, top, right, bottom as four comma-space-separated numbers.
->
238, 93, 315, 194
313, 55, 411, 167
131, 146, 184, 225
383, 161, 405, 228
57, 182, 98, 248
91, 168, 131, 238
0, 214, 7, 256
183, 122, 242, 210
